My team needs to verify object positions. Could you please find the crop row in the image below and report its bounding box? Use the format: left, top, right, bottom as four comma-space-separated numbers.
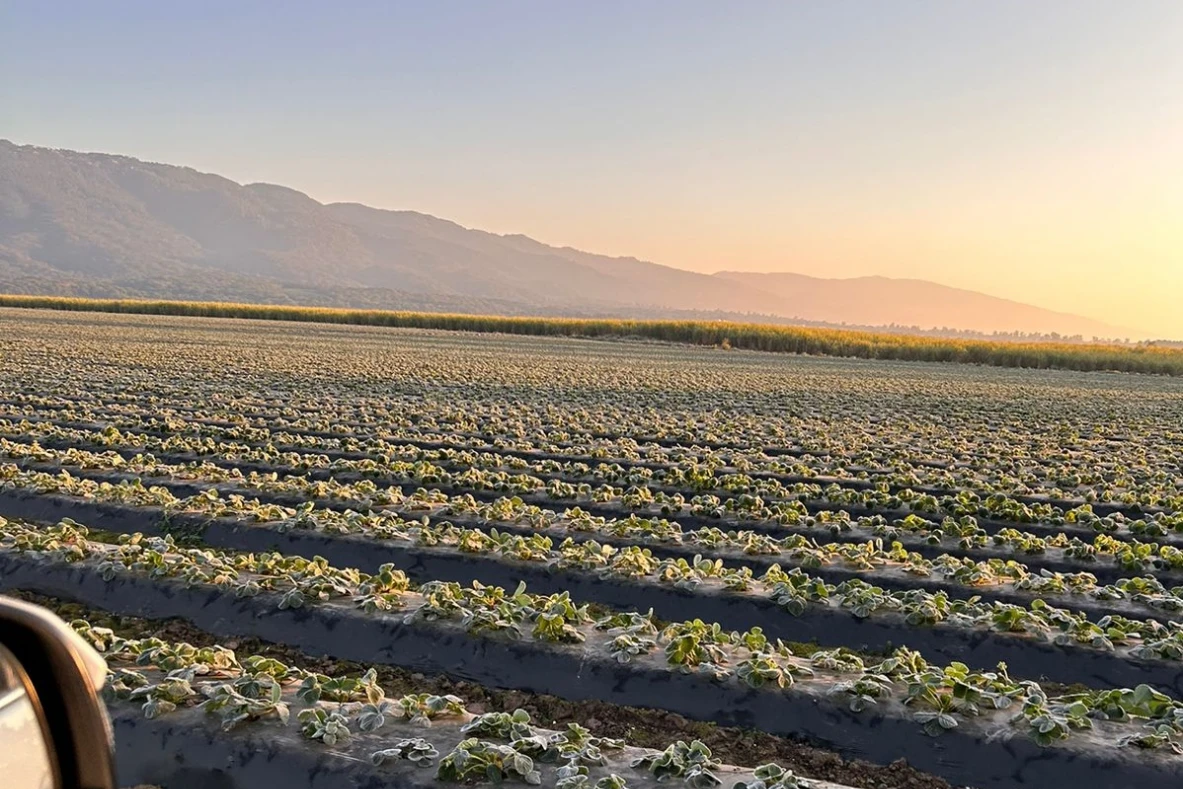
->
11, 285, 1183, 789
5, 413, 1179, 523
2, 404, 1149, 516
83, 615, 836, 789
3, 475, 1183, 694
7, 443, 1183, 590
4, 341, 1182, 509
6, 342, 1179, 455
2, 516, 1182, 789
7, 420, 1183, 564
6, 449, 1183, 616
6, 456, 1176, 619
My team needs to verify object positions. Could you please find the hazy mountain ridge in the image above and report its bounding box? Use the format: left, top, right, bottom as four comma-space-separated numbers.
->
0, 140, 1129, 338
711, 272, 1120, 338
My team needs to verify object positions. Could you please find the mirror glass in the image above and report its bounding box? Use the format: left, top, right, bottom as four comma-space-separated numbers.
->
0, 644, 58, 789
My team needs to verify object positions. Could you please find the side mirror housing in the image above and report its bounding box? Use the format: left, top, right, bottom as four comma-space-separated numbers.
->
0, 596, 117, 789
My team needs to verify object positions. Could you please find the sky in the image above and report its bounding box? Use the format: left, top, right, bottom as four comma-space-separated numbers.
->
2, 1, 1181, 337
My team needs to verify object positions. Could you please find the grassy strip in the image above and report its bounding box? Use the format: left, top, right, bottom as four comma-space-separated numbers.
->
3, 294, 1181, 376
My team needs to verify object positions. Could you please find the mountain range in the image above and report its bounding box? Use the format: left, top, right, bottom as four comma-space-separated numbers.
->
0, 140, 1128, 338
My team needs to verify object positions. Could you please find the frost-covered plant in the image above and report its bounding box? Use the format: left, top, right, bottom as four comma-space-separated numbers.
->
734, 763, 813, 789
127, 676, 196, 719
393, 693, 467, 726
298, 708, 351, 745
372, 738, 440, 767
631, 740, 721, 788
437, 739, 542, 785
200, 681, 290, 730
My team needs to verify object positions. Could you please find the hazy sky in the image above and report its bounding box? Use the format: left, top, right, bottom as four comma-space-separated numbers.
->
3, 1, 1181, 337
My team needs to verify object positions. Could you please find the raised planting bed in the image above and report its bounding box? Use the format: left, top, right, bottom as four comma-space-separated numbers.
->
3, 547, 1183, 789
8, 427, 1179, 542
3, 494, 1183, 693
12, 409, 1175, 522
3, 488, 1183, 693
8, 461, 1183, 620
7, 453, 1183, 590
90, 621, 855, 789
11, 437, 1183, 552
8, 457, 1183, 608
111, 706, 856, 789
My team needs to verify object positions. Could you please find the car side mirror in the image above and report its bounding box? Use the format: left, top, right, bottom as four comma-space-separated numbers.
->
0, 597, 117, 789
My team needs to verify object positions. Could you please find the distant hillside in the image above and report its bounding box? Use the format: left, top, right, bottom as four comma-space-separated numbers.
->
712, 272, 1120, 338
0, 140, 1129, 338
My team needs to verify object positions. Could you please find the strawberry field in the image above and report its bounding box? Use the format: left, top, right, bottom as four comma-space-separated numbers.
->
3, 307, 1183, 789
